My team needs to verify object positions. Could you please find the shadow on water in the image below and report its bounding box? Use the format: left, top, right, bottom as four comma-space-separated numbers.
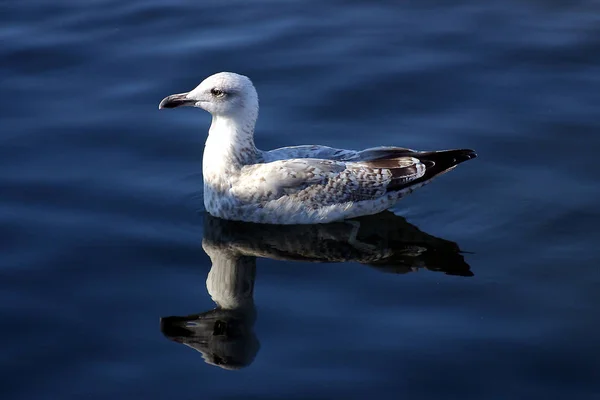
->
161, 211, 473, 370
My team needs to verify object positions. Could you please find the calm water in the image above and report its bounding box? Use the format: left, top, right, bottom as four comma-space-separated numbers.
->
2, 1, 600, 399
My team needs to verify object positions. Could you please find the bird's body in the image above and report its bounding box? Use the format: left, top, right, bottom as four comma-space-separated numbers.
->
159, 72, 476, 224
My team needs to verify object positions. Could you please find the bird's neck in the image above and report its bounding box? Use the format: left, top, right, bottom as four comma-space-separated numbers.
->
203, 114, 259, 178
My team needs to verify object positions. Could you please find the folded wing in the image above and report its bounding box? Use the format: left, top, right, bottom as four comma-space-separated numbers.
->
233, 156, 429, 206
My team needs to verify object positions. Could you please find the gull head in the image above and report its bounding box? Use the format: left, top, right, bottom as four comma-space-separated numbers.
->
159, 72, 258, 118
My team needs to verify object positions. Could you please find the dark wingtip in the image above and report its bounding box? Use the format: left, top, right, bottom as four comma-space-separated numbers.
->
454, 149, 477, 163
393, 148, 477, 190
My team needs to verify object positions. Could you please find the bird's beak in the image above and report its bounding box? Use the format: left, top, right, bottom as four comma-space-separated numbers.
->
158, 92, 196, 109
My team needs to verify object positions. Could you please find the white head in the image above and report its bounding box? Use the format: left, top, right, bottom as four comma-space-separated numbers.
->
159, 72, 258, 119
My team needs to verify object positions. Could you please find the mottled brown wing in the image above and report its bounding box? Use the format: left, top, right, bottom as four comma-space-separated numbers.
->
234, 158, 424, 205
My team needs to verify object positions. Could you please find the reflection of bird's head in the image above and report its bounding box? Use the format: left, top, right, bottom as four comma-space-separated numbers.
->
161, 308, 259, 370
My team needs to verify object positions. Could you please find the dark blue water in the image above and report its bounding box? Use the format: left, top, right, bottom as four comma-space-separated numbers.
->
2, 1, 600, 398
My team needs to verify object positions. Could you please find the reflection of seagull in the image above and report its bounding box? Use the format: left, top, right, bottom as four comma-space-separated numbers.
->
159, 72, 477, 224
160, 212, 472, 370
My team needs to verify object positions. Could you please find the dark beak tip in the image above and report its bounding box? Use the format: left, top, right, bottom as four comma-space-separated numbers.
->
158, 93, 193, 110
158, 98, 170, 110
158, 96, 177, 110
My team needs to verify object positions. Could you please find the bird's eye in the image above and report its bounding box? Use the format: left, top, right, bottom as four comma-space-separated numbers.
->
211, 88, 225, 97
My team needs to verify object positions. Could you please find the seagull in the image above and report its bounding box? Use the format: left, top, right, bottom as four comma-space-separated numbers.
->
159, 72, 476, 224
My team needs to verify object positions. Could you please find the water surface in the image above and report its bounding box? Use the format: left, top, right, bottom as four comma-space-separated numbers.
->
2, 1, 600, 399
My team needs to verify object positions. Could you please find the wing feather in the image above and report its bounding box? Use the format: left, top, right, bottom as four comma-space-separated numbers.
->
233, 157, 425, 206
